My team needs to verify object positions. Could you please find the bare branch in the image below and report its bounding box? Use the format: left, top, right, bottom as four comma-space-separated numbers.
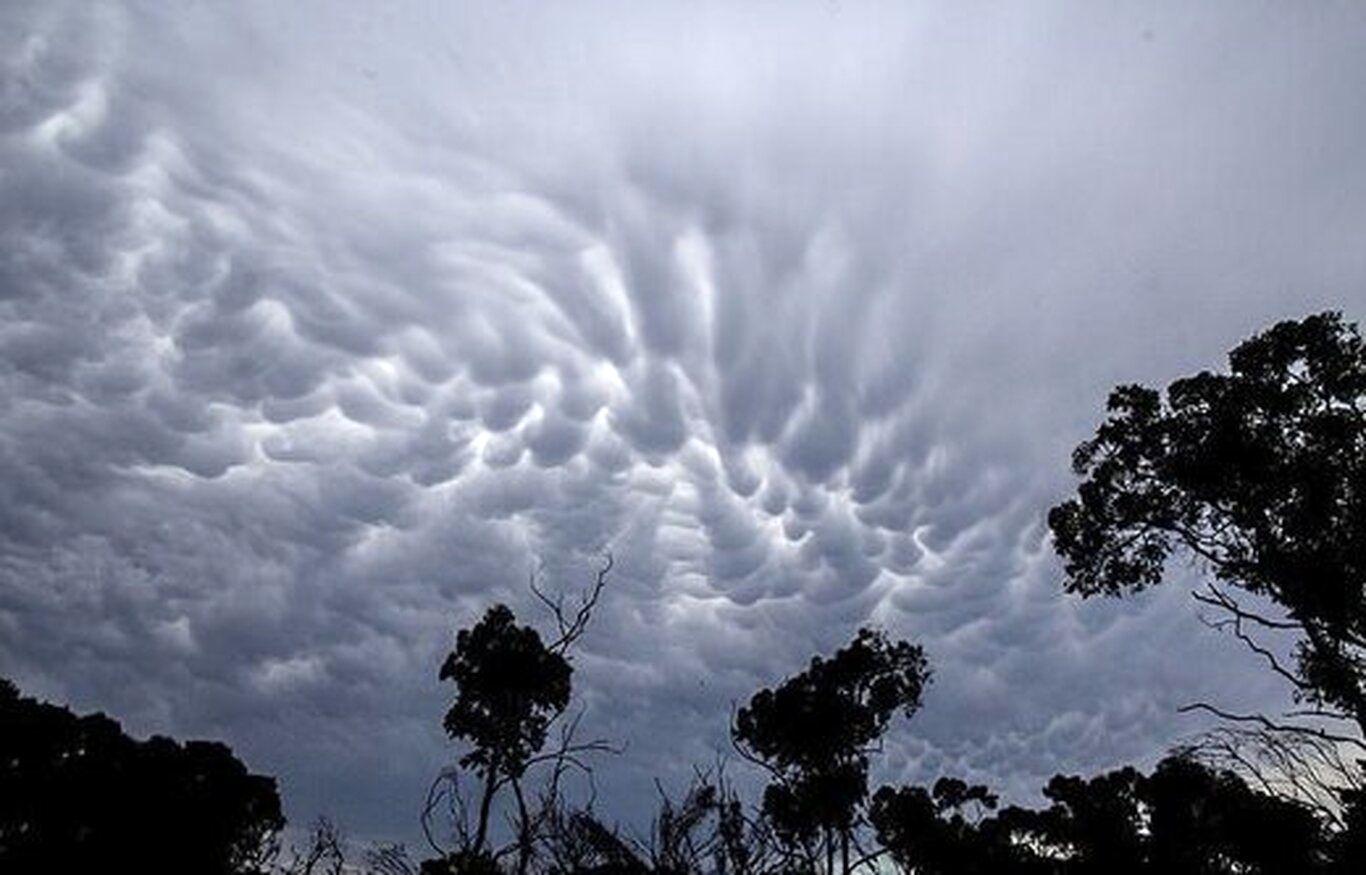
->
1178, 702, 1366, 753
1191, 592, 1311, 696
1179, 722, 1366, 830
531, 552, 614, 655
1191, 583, 1301, 631
848, 846, 889, 874
421, 767, 475, 858
363, 842, 419, 875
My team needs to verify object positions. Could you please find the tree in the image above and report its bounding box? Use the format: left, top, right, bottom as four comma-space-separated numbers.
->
1025, 766, 1148, 875
732, 628, 930, 875
868, 778, 1019, 875
428, 555, 614, 874
1177, 722, 1364, 832
1142, 755, 1327, 875
441, 603, 574, 855
0, 677, 284, 874
1048, 312, 1366, 737
869, 754, 1340, 875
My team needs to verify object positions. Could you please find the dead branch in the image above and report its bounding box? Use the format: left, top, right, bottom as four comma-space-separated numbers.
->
1178, 702, 1366, 753
530, 552, 614, 655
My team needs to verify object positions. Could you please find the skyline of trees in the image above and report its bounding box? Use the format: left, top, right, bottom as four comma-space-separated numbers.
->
2, 311, 1363, 873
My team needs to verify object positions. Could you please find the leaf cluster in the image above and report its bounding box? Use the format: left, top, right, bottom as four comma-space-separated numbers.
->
734, 627, 929, 846
441, 604, 574, 778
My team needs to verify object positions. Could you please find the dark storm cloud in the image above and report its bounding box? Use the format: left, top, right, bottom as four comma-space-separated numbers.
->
3, 0, 1365, 845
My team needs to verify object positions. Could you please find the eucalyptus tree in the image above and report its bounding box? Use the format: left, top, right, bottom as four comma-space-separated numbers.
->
732, 628, 930, 875
1050, 312, 1366, 738
429, 556, 614, 874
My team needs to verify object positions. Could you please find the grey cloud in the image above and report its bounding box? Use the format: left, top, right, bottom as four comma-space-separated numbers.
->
3, 0, 1366, 851
611, 359, 690, 456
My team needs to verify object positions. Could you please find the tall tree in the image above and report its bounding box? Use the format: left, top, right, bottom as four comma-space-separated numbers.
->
429, 555, 613, 874
441, 603, 574, 855
1049, 312, 1366, 737
733, 628, 930, 875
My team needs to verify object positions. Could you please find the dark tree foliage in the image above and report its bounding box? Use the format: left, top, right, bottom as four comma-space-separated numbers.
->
0, 677, 284, 875
1334, 786, 1366, 873
1026, 755, 1331, 874
1048, 312, 1366, 733
1142, 756, 1325, 875
869, 778, 1024, 875
1026, 766, 1148, 875
442, 604, 574, 779
874, 755, 1333, 875
439, 603, 574, 855
733, 627, 929, 874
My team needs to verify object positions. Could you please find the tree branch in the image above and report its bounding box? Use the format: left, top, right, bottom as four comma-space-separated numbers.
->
1177, 702, 1366, 753
531, 552, 614, 655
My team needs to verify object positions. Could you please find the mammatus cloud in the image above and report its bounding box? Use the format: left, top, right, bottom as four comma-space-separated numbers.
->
2, 0, 1365, 842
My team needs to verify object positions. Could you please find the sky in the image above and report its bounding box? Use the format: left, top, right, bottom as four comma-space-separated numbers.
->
3, 0, 1366, 851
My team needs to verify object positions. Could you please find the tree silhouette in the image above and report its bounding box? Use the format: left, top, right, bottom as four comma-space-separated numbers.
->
1049, 312, 1366, 737
441, 603, 574, 855
1333, 785, 1366, 873
1024, 766, 1148, 875
869, 778, 1027, 875
428, 556, 615, 874
0, 677, 283, 874
996, 755, 1332, 874
1143, 755, 1326, 874
733, 628, 930, 875
877, 755, 1336, 875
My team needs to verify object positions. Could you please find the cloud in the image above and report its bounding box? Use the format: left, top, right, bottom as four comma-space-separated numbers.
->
2, 0, 1365, 847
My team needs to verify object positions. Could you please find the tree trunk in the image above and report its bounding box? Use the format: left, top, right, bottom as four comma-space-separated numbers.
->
474, 756, 500, 853
512, 775, 533, 875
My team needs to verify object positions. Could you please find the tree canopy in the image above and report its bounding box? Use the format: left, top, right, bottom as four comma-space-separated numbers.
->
1049, 311, 1366, 733
0, 678, 283, 874
441, 603, 574, 780
733, 627, 930, 874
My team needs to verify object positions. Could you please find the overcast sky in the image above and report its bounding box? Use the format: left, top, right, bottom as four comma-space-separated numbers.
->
3, 0, 1366, 849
